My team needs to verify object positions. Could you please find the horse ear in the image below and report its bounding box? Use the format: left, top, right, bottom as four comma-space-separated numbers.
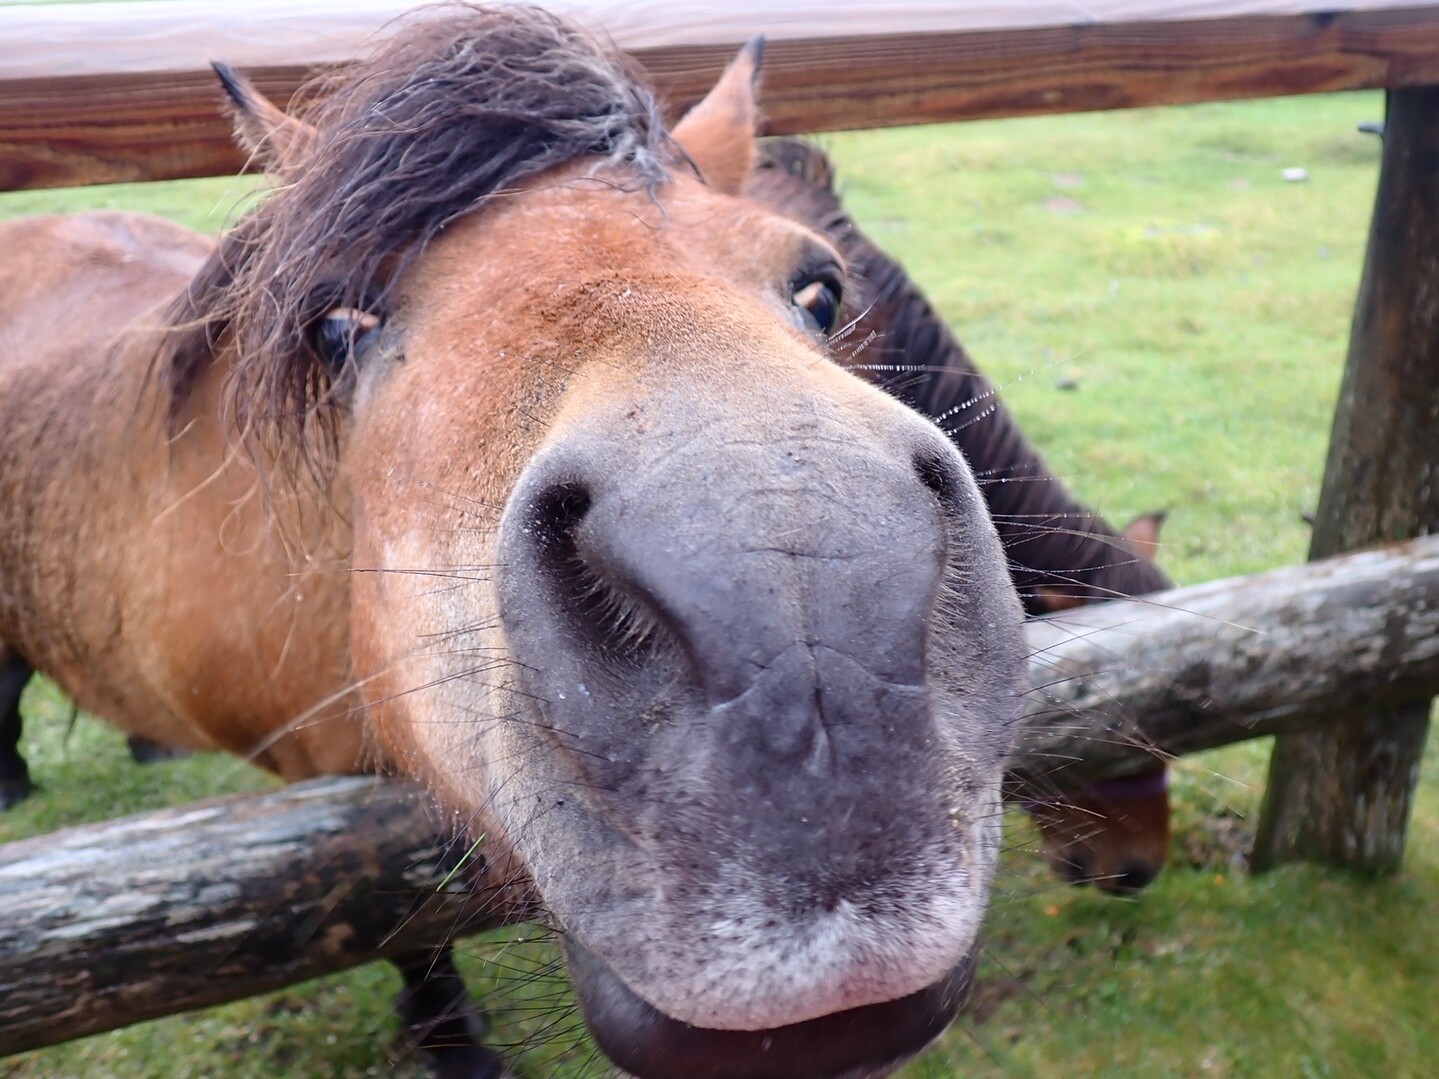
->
212, 62, 316, 172
671, 37, 763, 195
1122, 511, 1167, 563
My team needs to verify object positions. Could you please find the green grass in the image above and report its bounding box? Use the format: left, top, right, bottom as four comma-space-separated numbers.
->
0, 175, 257, 236
4, 90, 1437, 1079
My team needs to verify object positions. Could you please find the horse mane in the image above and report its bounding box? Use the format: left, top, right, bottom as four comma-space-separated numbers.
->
748, 138, 1173, 610
160, 3, 671, 446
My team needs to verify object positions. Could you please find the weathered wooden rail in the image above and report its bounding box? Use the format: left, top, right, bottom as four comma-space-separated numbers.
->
1020, 536, 1439, 783
4, 535, 1439, 1056
1251, 85, 1439, 873
5, 1, 1439, 190
0, 778, 511, 1056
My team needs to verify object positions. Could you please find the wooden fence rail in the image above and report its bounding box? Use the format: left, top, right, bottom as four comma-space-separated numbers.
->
5, 535, 1439, 1055
5, 1, 1439, 189
0, 778, 508, 1057
1019, 535, 1439, 784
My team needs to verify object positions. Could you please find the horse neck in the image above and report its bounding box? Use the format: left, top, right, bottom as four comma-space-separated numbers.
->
857, 254, 1172, 610
749, 142, 1172, 612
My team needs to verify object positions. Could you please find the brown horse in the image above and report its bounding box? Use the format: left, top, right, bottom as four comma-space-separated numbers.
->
0, 7, 1027, 1078
745, 141, 1174, 896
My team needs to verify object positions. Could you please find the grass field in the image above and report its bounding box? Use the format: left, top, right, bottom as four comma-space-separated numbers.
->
3, 89, 1437, 1079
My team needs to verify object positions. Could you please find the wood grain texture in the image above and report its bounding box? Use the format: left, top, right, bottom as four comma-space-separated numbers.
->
5, 3, 1439, 190
5, 2, 1423, 81
4, 538, 1439, 1057
1017, 534, 1439, 784
0, 776, 513, 1056
1250, 86, 1439, 876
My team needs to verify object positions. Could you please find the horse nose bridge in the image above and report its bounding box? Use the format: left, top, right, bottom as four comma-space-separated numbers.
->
706, 641, 938, 778
494, 361, 978, 756
577, 415, 952, 702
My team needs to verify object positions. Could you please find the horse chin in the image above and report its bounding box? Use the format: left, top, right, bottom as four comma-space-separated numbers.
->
562, 934, 975, 1079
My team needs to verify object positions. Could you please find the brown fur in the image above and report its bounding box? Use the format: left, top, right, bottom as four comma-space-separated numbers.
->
1, 8, 1037, 1074
672, 38, 762, 195
163, 5, 670, 448
213, 61, 315, 170
746, 138, 1173, 612
0, 212, 362, 778
1026, 768, 1172, 895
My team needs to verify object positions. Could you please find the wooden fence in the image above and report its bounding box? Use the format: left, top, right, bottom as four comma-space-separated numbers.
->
7, 1, 1439, 189
5, 535, 1439, 1055
2, 0, 1438, 1050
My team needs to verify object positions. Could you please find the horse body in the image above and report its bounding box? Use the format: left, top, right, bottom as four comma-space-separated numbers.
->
0, 212, 362, 778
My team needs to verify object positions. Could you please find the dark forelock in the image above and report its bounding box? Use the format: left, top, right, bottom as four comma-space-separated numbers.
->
162, 2, 671, 440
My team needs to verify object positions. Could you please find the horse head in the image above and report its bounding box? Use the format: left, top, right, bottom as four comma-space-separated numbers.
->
184, 9, 1026, 1075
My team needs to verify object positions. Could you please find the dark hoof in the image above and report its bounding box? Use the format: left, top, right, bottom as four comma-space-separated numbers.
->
396, 982, 509, 1079
0, 772, 33, 810
126, 735, 191, 764
420, 1042, 512, 1079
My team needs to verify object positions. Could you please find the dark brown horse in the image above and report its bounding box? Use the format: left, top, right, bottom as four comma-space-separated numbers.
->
746, 141, 1175, 895
0, 8, 1027, 1077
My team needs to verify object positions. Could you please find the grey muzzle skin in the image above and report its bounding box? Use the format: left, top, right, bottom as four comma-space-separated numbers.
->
491, 368, 1025, 1078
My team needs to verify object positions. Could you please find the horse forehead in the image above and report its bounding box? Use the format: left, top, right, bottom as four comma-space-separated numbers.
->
385, 170, 843, 423
417, 171, 804, 298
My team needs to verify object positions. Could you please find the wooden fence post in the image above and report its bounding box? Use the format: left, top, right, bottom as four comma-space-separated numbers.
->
1250, 86, 1439, 875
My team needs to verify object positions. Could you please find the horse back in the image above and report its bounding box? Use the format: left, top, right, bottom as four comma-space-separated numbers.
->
0, 211, 209, 353
0, 212, 366, 779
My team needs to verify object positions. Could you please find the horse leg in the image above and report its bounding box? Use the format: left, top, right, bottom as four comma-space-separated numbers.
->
126, 734, 191, 764
0, 648, 34, 809
393, 944, 509, 1079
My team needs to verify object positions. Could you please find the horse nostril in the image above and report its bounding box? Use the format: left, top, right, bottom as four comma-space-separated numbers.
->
1103, 861, 1159, 896
518, 480, 678, 673
523, 481, 621, 646
913, 451, 964, 515
527, 482, 592, 561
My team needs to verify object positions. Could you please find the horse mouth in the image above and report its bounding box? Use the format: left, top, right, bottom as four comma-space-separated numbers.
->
562, 935, 975, 1079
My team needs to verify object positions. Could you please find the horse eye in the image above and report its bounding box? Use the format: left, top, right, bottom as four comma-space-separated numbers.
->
311, 307, 382, 369
792, 277, 843, 336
